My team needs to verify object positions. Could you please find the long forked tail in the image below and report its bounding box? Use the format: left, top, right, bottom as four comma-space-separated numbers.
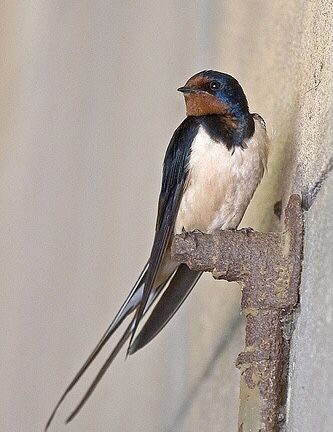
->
63, 282, 167, 425
46, 264, 202, 430
45, 262, 150, 431
63, 265, 202, 424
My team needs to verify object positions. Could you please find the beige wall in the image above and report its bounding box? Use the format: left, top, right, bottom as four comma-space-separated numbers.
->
1, 1, 332, 432
0, 2, 215, 431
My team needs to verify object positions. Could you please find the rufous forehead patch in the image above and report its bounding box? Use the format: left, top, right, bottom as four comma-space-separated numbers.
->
185, 74, 210, 89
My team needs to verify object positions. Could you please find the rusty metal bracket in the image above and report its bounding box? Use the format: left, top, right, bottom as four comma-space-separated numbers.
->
171, 194, 304, 432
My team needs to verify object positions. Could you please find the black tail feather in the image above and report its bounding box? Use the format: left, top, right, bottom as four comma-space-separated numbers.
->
45, 263, 200, 429
63, 279, 168, 425
45, 263, 149, 431
129, 264, 202, 355
65, 320, 133, 424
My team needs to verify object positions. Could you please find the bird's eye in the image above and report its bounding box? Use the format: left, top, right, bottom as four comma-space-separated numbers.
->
210, 81, 221, 91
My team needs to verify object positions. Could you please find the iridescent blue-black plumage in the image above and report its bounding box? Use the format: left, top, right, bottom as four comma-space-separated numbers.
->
128, 116, 202, 352
198, 114, 254, 150
182, 70, 250, 115
178, 70, 255, 149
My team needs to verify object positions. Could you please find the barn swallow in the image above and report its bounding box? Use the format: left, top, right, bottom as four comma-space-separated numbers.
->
45, 70, 269, 430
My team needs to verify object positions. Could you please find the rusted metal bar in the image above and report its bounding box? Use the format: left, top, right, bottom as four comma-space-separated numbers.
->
171, 195, 304, 432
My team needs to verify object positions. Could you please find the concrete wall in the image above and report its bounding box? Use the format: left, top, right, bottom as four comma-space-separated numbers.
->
0, 2, 214, 431
0, 1, 332, 432
286, 171, 333, 432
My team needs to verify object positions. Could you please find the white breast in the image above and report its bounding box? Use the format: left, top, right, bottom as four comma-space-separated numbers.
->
174, 118, 269, 234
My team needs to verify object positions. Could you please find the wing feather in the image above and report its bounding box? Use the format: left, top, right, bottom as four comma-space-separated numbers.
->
128, 116, 199, 351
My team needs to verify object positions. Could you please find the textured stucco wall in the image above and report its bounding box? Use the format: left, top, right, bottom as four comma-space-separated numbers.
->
286, 172, 333, 432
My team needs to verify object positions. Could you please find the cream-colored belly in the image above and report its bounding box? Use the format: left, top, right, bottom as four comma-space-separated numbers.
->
174, 120, 269, 234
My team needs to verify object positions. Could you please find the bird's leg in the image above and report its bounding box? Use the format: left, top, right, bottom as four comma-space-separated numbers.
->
189, 229, 205, 248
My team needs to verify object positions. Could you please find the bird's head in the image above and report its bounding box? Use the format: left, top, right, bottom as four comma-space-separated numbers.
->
178, 70, 250, 118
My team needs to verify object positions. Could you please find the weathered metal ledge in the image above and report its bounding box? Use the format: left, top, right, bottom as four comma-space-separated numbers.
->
171, 195, 304, 432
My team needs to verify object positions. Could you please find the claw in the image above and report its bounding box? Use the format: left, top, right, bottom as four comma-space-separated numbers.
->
190, 229, 204, 235
180, 228, 201, 248
240, 227, 255, 235
181, 227, 191, 240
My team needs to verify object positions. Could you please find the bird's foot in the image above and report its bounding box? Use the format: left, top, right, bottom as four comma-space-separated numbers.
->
239, 227, 255, 235
190, 229, 205, 248
180, 228, 202, 248
190, 229, 204, 235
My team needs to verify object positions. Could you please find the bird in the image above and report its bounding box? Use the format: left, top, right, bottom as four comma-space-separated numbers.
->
45, 70, 269, 430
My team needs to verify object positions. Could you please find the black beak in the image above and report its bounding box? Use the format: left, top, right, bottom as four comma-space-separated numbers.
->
177, 86, 195, 94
